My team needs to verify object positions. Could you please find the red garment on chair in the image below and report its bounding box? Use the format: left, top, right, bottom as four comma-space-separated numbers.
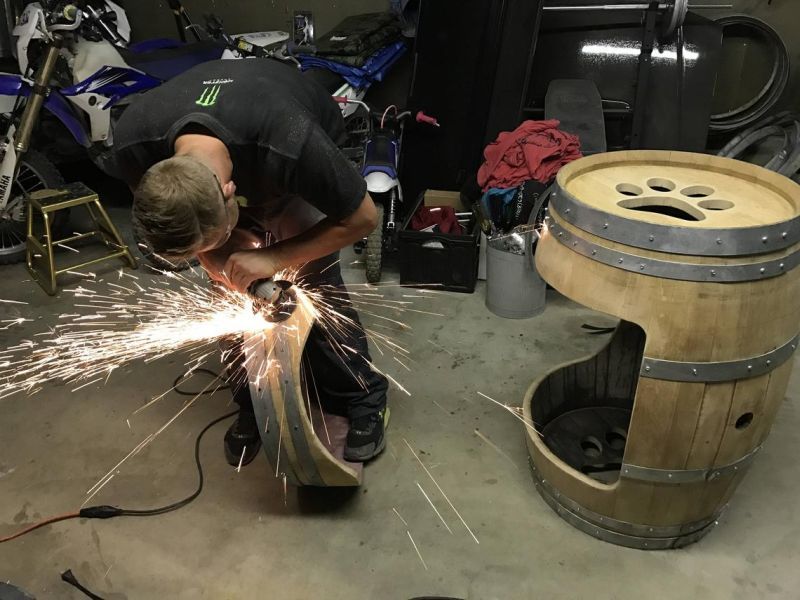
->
477, 119, 582, 191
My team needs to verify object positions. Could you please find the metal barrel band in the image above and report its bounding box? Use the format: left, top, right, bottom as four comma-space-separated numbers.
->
530, 462, 719, 549
251, 374, 301, 486
550, 187, 800, 257
640, 333, 799, 382
621, 445, 762, 484
547, 218, 800, 282
250, 337, 325, 487
274, 343, 326, 486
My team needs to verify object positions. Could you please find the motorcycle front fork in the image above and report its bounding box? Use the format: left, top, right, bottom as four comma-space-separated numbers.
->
385, 188, 397, 233
355, 188, 399, 254
0, 35, 62, 214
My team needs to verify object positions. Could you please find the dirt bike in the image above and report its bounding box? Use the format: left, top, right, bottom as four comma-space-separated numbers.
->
0, 0, 232, 264
334, 97, 439, 283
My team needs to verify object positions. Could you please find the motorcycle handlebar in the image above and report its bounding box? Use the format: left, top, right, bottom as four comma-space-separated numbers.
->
416, 111, 440, 127
332, 97, 440, 127
49, 5, 83, 31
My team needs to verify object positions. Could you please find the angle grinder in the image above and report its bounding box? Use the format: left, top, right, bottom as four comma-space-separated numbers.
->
248, 278, 297, 322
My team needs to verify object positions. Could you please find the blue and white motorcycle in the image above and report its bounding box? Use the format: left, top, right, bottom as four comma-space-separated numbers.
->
0, 1, 371, 264
0, 1, 221, 263
0, 0, 291, 264
334, 98, 439, 283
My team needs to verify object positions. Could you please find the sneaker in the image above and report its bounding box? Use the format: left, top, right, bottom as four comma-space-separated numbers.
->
224, 410, 262, 467
343, 408, 389, 462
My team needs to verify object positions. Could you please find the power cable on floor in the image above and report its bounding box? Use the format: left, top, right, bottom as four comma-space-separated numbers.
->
0, 369, 235, 544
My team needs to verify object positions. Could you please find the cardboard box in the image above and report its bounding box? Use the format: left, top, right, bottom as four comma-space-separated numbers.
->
423, 189, 464, 209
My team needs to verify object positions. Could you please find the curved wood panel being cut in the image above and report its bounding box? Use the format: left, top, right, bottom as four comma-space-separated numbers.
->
243, 298, 362, 487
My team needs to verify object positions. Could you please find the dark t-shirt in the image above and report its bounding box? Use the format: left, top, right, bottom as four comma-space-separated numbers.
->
113, 59, 366, 220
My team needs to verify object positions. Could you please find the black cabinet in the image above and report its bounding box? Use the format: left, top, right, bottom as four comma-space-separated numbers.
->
400, 0, 544, 202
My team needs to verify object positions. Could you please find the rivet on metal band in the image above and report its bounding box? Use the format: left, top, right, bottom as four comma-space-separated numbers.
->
621, 445, 762, 484
529, 461, 719, 549
546, 219, 800, 282
640, 334, 799, 383
551, 186, 800, 257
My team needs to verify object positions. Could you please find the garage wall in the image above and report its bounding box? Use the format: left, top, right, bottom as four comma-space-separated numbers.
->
703, 0, 800, 109
125, 0, 391, 42
125, 1, 797, 107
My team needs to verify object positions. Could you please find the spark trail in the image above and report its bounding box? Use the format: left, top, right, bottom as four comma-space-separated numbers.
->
0, 265, 428, 500
0, 266, 422, 420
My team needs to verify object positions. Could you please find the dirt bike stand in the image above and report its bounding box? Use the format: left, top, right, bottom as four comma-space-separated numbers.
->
1, 4, 136, 293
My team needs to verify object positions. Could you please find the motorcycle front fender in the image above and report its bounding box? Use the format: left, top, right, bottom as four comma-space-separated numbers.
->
0, 73, 91, 148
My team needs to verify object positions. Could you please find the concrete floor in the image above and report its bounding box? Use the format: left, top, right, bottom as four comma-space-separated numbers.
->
1, 206, 800, 599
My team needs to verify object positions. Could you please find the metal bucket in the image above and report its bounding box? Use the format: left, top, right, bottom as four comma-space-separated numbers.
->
485, 230, 546, 319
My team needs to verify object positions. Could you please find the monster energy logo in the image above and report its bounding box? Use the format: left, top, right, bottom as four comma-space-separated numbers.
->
196, 85, 221, 107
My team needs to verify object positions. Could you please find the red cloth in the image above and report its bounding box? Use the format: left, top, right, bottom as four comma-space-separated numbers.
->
409, 205, 463, 235
477, 119, 582, 191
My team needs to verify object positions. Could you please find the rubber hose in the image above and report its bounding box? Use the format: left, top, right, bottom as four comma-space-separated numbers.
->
778, 123, 800, 177
762, 128, 792, 172
721, 125, 786, 163
709, 16, 790, 133
717, 110, 795, 157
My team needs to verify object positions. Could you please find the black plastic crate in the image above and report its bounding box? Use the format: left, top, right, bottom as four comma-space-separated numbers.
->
399, 191, 480, 293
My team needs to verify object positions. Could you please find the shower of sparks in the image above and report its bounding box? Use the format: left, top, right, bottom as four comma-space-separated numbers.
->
403, 438, 480, 545
427, 339, 454, 356
406, 530, 428, 571
415, 481, 453, 534
0, 318, 30, 330
473, 428, 518, 469
55, 242, 80, 254
0, 271, 275, 400
477, 391, 541, 436
236, 446, 247, 472
431, 399, 450, 415
0, 268, 418, 404
392, 507, 409, 527
0, 263, 425, 495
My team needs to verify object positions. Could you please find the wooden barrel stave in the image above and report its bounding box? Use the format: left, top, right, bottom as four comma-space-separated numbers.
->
246, 301, 362, 487
525, 151, 800, 548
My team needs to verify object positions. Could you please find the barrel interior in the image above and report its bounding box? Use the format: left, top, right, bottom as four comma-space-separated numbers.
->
532, 321, 645, 484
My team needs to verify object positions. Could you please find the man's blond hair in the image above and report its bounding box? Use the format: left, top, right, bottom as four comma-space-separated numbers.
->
132, 156, 224, 260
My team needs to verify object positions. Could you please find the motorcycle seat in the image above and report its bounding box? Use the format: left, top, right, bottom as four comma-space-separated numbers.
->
363, 129, 397, 173
119, 40, 226, 82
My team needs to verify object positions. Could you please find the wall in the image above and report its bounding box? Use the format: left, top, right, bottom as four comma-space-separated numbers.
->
125, 0, 390, 42
703, 0, 799, 110
124, 0, 797, 108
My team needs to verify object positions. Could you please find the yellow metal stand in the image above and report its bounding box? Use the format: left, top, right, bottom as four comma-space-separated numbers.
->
26, 182, 137, 295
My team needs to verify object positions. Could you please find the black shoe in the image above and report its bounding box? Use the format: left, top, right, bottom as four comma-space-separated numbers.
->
344, 408, 388, 462
224, 410, 262, 467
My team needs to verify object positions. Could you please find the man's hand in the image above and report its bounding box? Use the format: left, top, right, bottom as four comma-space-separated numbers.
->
224, 248, 282, 293
197, 228, 263, 286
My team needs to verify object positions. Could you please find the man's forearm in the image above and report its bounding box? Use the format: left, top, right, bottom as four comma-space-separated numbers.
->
223, 194, 378, 291
269, 194, 377, 271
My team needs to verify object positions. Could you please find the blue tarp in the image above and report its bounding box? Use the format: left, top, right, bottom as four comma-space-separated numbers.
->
297, 41, 407, 89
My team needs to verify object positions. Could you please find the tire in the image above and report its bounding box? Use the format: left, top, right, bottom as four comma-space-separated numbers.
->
0, 150, 66, 265
365, 203, 384, 284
